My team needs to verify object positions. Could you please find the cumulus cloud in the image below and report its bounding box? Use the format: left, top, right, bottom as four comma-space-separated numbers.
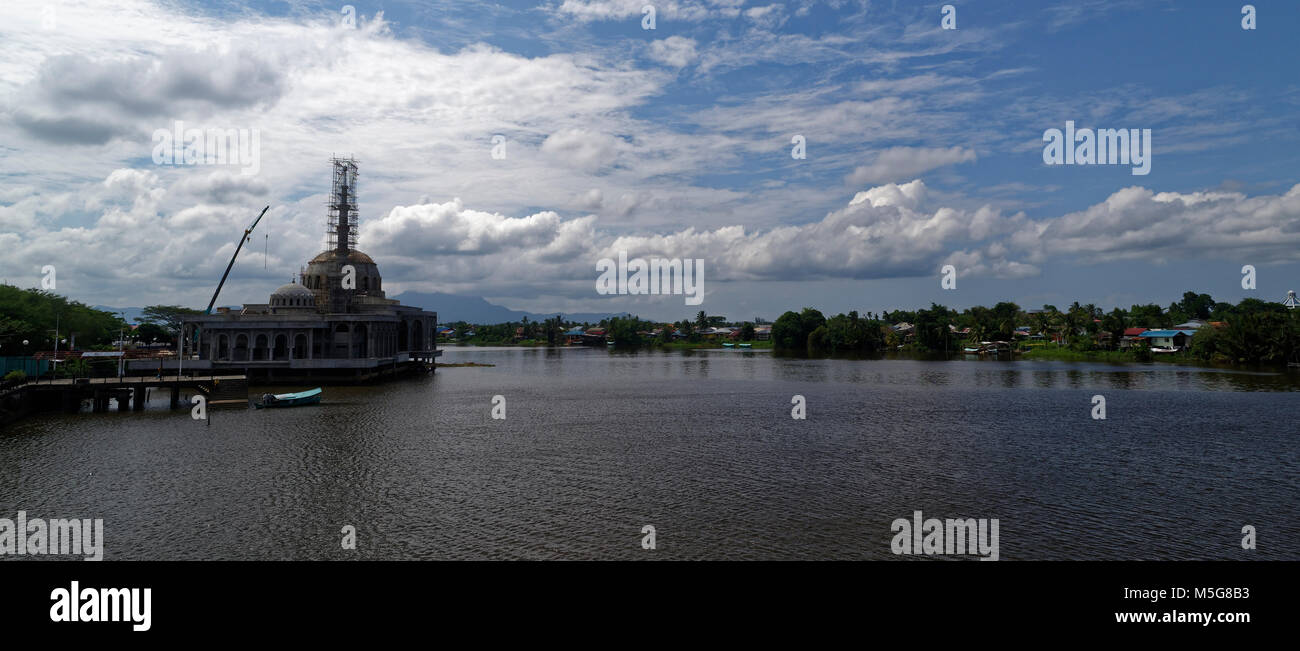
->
174, 171, 271, 204
540, 129, 621, 172
6, 159, 1300, 307
647, 37, 698, 68
846, 147, 978, 186
1026, 184, 1300, 264
8, 47, 287, 145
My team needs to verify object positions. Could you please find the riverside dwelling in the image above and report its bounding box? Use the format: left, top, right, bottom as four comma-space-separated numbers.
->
1119, 327, 1149, 349
1139, 329, 1196, 350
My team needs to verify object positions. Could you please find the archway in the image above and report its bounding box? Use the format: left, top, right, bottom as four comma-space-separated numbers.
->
253, 334, 268, 361
217, 334, 229, 360
334, 323, 351, 358
354, 324, 368, 358
293, 334, 307, 359
397, 321, 408, 352
234, 334, 249, 361
411, 319, 423, 351
273, 334, 288, 360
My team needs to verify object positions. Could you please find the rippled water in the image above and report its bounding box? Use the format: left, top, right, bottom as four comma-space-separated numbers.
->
2, 348, 1297, 560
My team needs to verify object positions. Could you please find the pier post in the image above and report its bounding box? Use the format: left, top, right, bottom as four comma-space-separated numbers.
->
115, 393, 129, 412
92, 389, 106, 413
134, 386, 146, 411
170, 386, 180, 409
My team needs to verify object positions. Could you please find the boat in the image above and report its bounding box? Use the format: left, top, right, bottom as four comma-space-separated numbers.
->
254, 387, 322, 409
722, 342, 736, 348
737, 343, 752, 348
1150, 346, 1180, 354
963, 346, 982, 353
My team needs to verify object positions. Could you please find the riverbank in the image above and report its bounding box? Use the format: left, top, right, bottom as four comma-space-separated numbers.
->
1020, 347, 1152, 363
440, 340, 774, 350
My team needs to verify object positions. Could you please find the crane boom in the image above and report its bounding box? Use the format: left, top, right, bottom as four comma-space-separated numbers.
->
206, 206, 270, 314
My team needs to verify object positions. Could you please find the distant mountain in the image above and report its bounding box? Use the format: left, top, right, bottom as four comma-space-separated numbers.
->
390, 291, 629, 325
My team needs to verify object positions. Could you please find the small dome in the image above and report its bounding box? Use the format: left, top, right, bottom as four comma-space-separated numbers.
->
310, 249, 375, 265
272, 282, 314, 298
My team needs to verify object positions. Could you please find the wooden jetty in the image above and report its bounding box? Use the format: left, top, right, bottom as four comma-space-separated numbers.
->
0, 375, 248, 425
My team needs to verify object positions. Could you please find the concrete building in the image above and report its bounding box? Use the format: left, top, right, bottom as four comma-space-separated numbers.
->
145, 158, 439, 383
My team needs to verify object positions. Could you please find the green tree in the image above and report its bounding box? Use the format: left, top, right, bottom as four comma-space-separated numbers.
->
771, 308, 825, 350
1101, 308, 1127, 350
142, 305, 203, 335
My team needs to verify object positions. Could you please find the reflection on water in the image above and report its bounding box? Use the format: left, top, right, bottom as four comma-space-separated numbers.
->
1, 348, 1297, 560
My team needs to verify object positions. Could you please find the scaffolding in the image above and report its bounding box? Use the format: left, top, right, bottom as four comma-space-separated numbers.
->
326, 157, 359, 253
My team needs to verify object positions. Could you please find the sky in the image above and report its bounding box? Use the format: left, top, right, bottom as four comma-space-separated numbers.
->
1, 0, 1298, 323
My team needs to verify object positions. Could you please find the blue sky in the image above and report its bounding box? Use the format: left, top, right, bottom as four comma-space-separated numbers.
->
1, 0, 1298, 322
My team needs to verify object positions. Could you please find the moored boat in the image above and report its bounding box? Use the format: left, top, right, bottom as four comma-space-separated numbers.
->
255, 387, 322, 409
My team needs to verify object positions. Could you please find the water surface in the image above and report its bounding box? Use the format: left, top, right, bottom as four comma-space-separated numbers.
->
2, 348, 1297, 560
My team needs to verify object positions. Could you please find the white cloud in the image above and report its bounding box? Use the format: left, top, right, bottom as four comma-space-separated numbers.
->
647, 36, 698, 68
846, 147, 977, 186
555, 0, 717, 22
540, 129, 622, 172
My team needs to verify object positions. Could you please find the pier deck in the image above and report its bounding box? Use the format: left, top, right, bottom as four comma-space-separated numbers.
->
1, 375, 249, 421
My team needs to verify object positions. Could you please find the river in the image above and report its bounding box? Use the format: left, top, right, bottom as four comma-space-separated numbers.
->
2, 347, 1297, 560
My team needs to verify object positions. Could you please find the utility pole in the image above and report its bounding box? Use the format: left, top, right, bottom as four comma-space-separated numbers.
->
118, 312, 126, 378
51, 313, 60, 376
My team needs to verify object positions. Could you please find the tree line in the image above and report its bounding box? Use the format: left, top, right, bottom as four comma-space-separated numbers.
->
769, 291, 1300, 366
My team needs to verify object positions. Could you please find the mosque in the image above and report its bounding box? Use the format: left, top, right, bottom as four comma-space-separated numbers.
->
170, 158, 439, 383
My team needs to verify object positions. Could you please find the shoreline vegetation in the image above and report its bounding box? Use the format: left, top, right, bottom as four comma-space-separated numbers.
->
439, 291, 1300, 370
4, 284, 1298, 374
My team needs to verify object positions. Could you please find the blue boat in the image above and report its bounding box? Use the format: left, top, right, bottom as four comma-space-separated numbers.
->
255, 387, 322, 409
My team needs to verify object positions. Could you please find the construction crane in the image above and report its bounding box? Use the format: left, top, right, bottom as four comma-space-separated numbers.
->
206, 206, 270, 314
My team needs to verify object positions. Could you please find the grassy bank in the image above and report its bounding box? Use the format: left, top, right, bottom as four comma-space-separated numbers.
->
1020, 347, 1158, 363
441, 339, 774, 350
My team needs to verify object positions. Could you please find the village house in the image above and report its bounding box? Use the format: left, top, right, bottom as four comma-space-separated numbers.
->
1119, 327, 1148, 349
1139, 329, 1196, 350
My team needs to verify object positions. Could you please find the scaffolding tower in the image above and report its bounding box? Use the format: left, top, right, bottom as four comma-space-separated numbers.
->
326, 156, 359, 253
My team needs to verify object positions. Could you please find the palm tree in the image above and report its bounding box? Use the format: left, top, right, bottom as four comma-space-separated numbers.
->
1032, 311, 1051, 339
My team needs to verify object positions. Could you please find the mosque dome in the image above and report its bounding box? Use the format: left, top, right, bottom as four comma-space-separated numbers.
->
310, 249, 375, 265
270, 281, 315, 307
